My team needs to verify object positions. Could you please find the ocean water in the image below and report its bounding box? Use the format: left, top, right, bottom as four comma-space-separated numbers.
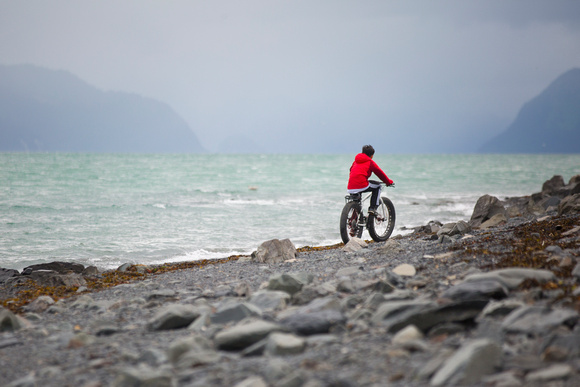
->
1, 153, 579, 271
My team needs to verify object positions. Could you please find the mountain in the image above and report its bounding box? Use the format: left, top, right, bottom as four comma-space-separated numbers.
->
480, 68, 580, 153
0, 64, 205, 153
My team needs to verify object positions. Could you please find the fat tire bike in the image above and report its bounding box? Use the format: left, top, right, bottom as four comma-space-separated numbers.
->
340, 183, 396, 244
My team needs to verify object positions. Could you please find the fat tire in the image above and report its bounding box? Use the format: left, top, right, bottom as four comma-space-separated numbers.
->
340, 201, 362, 244
368, 197, 396, 242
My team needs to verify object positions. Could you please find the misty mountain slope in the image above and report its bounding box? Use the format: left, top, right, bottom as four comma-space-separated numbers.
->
0, 64, 205, 153
480, 68, 580, 153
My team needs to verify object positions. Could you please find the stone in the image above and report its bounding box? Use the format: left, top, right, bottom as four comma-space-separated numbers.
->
479, 299, 525, 319
558, 193, 580, 215
147, 304, 201, 331
22, 261, 84, 274
267, 272, 313, 296
341, 237, 368, 252
280, 309, 346, 336
0, 308, 23, 332
373, 299, 489, 334
463, 268, 556, 290
215, 319, 286, 351
392, 324, 423, 345
469, 195, 507, 228
22, 295, 55, 313
501, 305, 579, 334
265, 332, 306, 356
525, 364, 573, 383
292, 283, 336, 305
234, 376, 268, 387
440, 279, 508, 302
336, 266, 361, 277
0, 268, 19, 284
480, 213, 508, 229
210, 302, 262, 325
542, 175, 566, 194
430, 339, 502, 386
113, 365, 173, 387
249, 290, 291, 311
392, 264, 416, 277
252, 238, 297, 263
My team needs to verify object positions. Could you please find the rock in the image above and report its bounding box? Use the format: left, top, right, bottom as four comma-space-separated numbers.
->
116, 263, 133, 272
430, 339, 502, 386
22, 261, 84, 274
18, 271, 87, 288
265, 332, 306, 356
214, 319, 286, 351
147, 304, 201, 331
501, 306, 579, 334
82, 266, 99, 276
451, 220, 471, 235
479, 299, 525, 319
392, 264, 416, 277
22, 295, 55, 313
440, 279, 509, 302
0, 268, 20, 284
267, 272, 313, 296
376, 239, 404, 254
342, 237, 368, 252
210, 302, 262, 325
113, 365, 173, 387
482, 371, 523, 387
336, 266, 361, 277
541, 330, 580, 360
462, 268, 556, 290
372, 299, 489, 334
480, 213, 508, 229
249, 290, 291, 312
5, 373, 36, 387
0, 308, 23, 331
469, 195, 507, 228
252, 238, 297, 263
558, 193, 580, 215
292, 283, 336, 305
392, 324, 423, 345
234, 376, 268, 387
280, 309, 346, 335
525, 364, 573, 383
542, 175, 566, 195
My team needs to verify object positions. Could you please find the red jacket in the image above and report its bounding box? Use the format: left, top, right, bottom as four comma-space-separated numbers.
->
347, 153, 393, 190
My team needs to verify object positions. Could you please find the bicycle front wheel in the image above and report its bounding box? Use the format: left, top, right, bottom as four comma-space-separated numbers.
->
340, 201, 362, 244
368, 197, 396, 242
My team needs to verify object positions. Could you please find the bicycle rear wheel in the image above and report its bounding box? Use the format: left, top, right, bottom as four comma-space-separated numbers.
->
368, 197, 396, 242
340, 201, 362, 244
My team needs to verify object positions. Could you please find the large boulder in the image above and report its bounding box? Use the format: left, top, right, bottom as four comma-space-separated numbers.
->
469, 195, 507, 228
0, 268, 19, 284
558, 194, 580, 215
251, 239, 297, 264
542, 175, 566, 195
22, 261, 85, 275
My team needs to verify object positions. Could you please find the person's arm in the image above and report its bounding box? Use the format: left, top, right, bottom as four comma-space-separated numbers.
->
370, 160, 393, 185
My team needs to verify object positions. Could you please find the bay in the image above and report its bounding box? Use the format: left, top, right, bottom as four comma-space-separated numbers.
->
1, 153, 579, 271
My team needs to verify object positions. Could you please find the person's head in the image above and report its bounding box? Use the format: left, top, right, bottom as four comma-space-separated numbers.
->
362, 145, 375, 158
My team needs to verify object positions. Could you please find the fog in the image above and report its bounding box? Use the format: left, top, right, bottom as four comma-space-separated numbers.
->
1, 0, 579, 153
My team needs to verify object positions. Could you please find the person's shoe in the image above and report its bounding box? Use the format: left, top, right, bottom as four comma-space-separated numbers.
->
368, 206, 377, 215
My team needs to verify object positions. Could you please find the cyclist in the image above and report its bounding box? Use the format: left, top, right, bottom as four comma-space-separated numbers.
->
347, 145, 394, 214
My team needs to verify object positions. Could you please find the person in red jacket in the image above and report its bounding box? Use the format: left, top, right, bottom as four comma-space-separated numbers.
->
347, 145, 394, 214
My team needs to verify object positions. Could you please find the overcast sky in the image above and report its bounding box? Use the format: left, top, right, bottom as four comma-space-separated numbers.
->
1, 0, 580, 153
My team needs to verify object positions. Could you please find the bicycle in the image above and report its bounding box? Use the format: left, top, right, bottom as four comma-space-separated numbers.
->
339, 183, 396, 244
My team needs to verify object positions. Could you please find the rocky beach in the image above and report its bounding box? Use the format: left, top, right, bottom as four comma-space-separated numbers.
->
1, 175, 580, 387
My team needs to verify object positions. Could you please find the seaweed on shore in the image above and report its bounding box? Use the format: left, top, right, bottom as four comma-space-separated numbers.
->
456, 214, 580, 307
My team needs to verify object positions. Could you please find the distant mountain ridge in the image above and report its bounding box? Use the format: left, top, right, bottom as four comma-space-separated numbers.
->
0, 64, 205, 153
480, 68, 580, 153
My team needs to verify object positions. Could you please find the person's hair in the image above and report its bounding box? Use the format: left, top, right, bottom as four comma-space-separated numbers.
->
362, 145, 375, 157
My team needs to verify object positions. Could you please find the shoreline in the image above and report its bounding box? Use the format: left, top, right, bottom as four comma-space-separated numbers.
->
1, 176, 580, 386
